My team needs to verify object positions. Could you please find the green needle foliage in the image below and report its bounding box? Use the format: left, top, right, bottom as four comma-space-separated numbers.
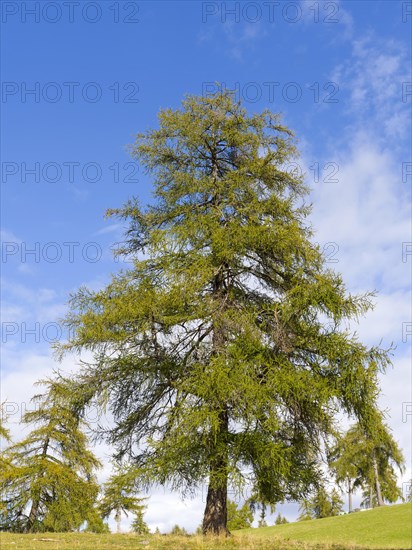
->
0, 380, 101, 533
298, 485, 343, 520
56, 89, 392, 534
330, 420, 404, 509
227, 499, 254, 530
99, 468, 148, 534
0, 411, 11, 443
328, 425, 363, 512
0, 411, 12, 518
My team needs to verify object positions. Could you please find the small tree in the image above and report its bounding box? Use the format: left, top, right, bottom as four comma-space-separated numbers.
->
247, 491, 276, 528
274, 512, 288, 525
330, 488, 344, 516
131, 508, 150, 534
227, 499, 253, 530
170, 524, 188, 535
84, 506, 110, 533
99, 468, 147, 534
298, 485, 343, 520
0, 380, 101, 533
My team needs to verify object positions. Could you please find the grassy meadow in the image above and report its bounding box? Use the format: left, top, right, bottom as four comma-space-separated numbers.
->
0, 503, 410, 550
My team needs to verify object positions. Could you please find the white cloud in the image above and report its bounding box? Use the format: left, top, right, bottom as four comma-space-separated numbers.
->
298, 32, 412, 506
309, 137, 410, 292
330, 36, 410, 142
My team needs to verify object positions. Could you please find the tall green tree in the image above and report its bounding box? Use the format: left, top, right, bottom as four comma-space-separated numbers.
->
57, 89, 391, 534
0, 380, 101, 532
98, 468, 147, 534
329, 420, 404, 509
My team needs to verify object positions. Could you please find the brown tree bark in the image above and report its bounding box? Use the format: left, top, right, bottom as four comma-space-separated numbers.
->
202, 449, 229, 535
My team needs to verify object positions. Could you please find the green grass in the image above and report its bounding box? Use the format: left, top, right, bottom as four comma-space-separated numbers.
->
0, 532, 366, 550
0, 504, 410, 549
237, 503, 412, 549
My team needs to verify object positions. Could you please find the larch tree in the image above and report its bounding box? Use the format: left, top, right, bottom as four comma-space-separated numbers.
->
329, 420, 404, 510
0, 380, 101, 533
56, 90, 391, 534
98, 468, 147, 534
329, 426, 363, 512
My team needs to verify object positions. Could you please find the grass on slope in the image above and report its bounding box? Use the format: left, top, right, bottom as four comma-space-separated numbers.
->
0, 504, 410, 550
0, 532, 356, 550
237, 503, 412, 549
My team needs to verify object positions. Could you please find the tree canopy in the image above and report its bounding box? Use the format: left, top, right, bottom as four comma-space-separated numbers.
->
56, 89, 392, 534
0, 380, 101, 533
99, 467, 147, 534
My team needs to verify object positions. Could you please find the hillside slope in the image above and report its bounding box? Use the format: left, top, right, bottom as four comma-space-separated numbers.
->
237, 503, 412, 549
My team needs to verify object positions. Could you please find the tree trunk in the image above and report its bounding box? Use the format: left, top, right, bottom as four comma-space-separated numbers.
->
202, 151, 230, 535
115, 508, 121, 534
202, 469, 228, 534
203, 285, 229, 535
26, 437, 49, 533
202, 367, 229, 535
202, 439, 229, 536
348, 480, 353, 513
27, 498, 40, 533
373, 455, 384, 506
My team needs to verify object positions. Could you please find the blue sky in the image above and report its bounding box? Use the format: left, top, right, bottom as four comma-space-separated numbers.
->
1, 0, 411, 532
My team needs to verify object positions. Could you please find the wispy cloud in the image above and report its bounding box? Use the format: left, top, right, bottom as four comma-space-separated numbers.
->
331, 36, 411, 142
298, 0, 354, 41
